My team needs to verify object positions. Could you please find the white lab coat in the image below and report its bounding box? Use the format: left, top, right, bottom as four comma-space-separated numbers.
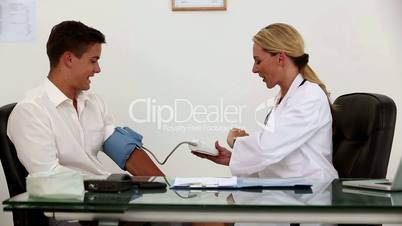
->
229, 75, 338, 182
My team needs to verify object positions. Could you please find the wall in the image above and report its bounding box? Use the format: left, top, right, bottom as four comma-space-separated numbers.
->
1, 0, 401, 225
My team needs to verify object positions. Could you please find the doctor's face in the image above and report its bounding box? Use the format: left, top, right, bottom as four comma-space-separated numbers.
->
252, 43, 280, 89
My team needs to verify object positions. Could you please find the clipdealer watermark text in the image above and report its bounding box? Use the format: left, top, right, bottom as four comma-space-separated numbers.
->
129, 98, 246, 130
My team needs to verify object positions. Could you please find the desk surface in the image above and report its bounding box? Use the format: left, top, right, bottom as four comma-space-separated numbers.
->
3, 177, 402, 224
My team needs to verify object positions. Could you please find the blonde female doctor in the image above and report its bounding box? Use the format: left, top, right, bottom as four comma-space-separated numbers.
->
193, 23, 338, 182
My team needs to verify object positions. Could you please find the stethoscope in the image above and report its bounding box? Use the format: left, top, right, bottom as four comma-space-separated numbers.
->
264, 79, 307, 125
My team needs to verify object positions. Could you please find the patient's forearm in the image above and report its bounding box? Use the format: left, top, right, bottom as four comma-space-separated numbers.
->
125, 148, 165, 176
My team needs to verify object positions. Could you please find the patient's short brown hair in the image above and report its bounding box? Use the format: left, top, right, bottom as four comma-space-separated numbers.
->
46, 21, 106, 68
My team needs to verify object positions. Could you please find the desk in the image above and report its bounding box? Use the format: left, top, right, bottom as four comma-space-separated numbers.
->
3, 178, 402, 225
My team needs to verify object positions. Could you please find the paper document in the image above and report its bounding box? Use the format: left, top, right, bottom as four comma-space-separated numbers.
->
173, 177, 237, 188
171, 177, 312, 189
0, 0, 36, 42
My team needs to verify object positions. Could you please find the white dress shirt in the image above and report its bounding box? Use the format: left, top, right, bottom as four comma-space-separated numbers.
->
7, 79, 116, 176
230, 75, 338, 182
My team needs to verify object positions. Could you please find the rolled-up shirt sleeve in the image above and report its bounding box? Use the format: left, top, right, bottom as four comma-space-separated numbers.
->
92, 94, 116, 143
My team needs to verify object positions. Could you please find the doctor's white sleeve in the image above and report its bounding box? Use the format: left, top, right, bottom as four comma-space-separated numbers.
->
229, 91, 332, 176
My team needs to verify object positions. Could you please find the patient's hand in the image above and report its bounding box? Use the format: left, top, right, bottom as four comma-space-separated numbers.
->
227, 128, 249, 148
192, 141, 231, 166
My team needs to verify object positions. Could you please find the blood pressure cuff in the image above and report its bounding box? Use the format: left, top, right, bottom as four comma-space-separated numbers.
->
103, 127, 143, 169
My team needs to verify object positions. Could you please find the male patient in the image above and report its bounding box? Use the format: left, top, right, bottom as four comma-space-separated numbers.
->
7, 20, 163, 177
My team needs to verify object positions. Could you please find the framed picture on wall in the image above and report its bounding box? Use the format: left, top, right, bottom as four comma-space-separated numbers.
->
172, 0, 227, 11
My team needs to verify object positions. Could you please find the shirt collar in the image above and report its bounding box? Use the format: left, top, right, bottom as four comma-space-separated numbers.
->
275, 74, 304, 105
44, 79, 69, 107
286, 74, 304, 99
76, 91, 90, 109
44, 78, 90, 107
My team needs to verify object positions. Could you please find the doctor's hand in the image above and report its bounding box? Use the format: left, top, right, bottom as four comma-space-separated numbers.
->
227, 128, 249, 148
191, 141, 231, 166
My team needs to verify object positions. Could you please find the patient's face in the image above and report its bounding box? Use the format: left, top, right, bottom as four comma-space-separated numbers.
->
69, 43, 102, 93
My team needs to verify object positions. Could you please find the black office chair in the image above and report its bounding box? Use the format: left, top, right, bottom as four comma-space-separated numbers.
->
0, 103, 49, 226
332, 93, 397, 226
332, 93, 397, 178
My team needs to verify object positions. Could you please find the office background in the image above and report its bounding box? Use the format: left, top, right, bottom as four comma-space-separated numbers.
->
1, 0, 401, 225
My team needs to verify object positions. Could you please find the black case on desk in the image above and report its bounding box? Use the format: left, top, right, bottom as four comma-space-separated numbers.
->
84, 174, 166, 192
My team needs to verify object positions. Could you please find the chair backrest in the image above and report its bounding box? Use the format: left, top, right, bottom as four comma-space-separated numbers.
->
0, 103, 49, 226
0, 103, 28, 197
332, 93, 397, 178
